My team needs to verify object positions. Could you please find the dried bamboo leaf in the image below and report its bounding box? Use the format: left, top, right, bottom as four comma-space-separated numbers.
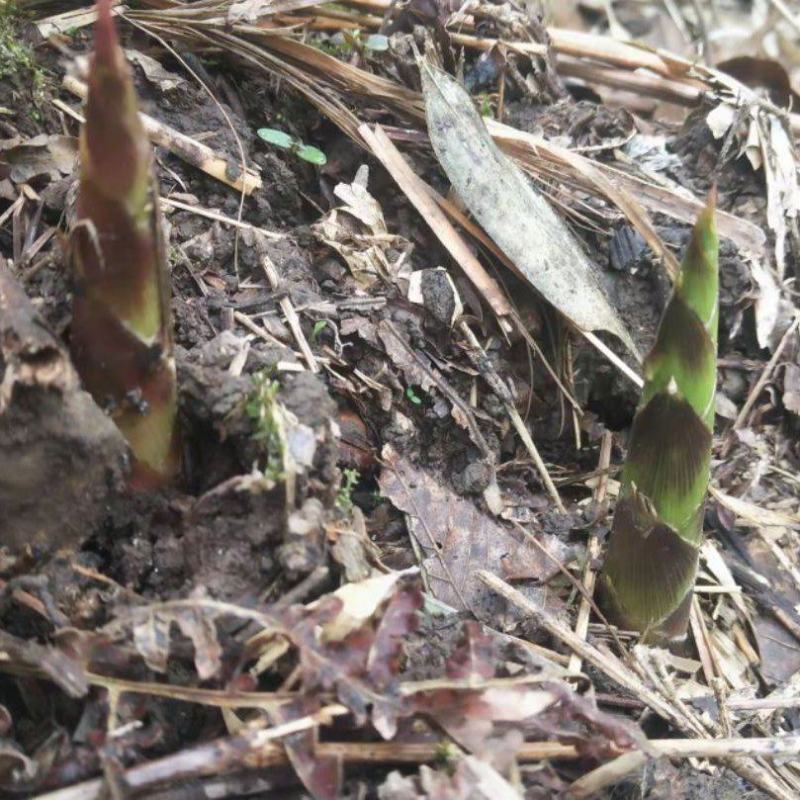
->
421, 60, 637, 356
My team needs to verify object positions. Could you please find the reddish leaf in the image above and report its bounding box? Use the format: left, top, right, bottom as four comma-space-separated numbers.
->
445, 621, 495, 681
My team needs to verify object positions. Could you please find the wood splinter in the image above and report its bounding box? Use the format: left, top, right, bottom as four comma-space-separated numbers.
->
63, 73, 262, 195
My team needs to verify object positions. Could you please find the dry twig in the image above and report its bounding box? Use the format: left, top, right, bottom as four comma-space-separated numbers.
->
63, 75, 261, 194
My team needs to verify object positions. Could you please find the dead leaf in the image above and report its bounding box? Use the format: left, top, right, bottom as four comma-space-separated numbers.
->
378, 445, 571, 613
313, 570, 412, 642
0, 134, 76, 185
129, 597, 222, 681
334, 165, 385, 229
750, 256, 782, 349
126, 49, 186, 93
445, 622, 495, 681
367, 583, 424, 689
706, 103, 738, 140
316, 167, 405, 287
421, 61, 636, 355
760, 112, 800, 281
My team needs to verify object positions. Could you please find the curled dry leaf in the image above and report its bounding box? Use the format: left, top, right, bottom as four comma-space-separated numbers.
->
316, 173, 404, 287
283, 572, 424, 737
312, 569, 414, 642
130, 598, 223, 681
126, 49, 186, 94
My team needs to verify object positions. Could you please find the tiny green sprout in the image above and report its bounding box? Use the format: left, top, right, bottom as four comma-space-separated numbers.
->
336, 467, 360, 512
311, 319, 327, 342
247, 371, 284, 481
364, 34, 389, 52
406, 387, 422, 405
478, 95, 493, 118
257, 127, 327, 166
296, 144, 327, 166
435, 739, 461, 770
257, 127, 293, 149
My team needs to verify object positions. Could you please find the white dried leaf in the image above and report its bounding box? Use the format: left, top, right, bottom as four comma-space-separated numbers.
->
126, 49, 185, 93
745, 117, 762, 171
762, 114, 800, 279
421, 61, 636, 356
706, 103, 737, 139
314, 569, 412, 642
750, 256, 781, 349
334, 167, 385, 230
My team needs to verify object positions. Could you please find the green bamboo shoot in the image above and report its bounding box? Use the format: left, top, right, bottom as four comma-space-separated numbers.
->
601, 193, 718, 644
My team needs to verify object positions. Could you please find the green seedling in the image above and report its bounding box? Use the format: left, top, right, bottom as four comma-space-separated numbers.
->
246, 372, 285, 482
257, 127, 327, 166
311, 320, 327, 342
406, 387, 422, 406
336, 467, 360, 512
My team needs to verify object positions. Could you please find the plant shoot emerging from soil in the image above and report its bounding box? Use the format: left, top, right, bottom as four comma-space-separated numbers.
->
336, 467, 360, 512
247, 371, 285, 482
257, 127, 327, 165
69, 0, 179, 489
601, 192, 719, 645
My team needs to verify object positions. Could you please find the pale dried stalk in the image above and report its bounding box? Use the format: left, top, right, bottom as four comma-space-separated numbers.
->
566, 750, 647, 800
567, 430, 612, 673
261, 255, 320, 372
63, 74, 261, 194
359, 123, 513, 322
477, 570, 796, 799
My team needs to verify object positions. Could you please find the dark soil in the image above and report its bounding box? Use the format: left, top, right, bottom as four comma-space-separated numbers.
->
0, 3, 797, 800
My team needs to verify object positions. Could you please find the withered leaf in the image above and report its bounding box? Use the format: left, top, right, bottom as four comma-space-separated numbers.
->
379, 446, 571, 614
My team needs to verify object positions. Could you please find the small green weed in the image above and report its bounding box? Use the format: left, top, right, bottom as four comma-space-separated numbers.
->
246, 372, 285, 481
336, 468, 360, 512
406, 386, 423, 406
0, 5, 45, 103
257, 127, 327, 166
311, 320, 327, 342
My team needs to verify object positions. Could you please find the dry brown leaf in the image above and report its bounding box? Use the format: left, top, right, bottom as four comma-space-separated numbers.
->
379, 445, 571, 614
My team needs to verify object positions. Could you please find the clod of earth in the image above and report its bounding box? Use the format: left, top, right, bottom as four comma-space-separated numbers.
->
0, 264, 127, 552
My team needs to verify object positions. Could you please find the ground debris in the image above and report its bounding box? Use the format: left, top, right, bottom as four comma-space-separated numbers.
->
2, 0, 800, 797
